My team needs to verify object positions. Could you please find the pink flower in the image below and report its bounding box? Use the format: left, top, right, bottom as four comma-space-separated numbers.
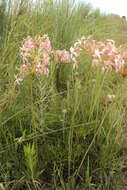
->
40, 37, 52, 54
17, 34, 52, 83
42, 52, 50, 65
34, 57, 41, 73
40, 64, 49, 76
54, 50, 71, 64
60, 50, 70, 63
70, 47, 80, 58
20, 64, 30, 73
93, 48, 101, 59
20, 36, 34, 62
70, 36, 126, 73
14, 75, 23, 85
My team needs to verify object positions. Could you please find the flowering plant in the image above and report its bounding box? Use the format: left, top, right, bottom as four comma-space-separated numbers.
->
15, 34, 127, 85
15, 35, 52, 85
70, 36, 125, 72
15, 34, 71, 85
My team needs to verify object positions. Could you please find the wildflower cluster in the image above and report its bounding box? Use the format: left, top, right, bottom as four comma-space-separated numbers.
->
15, 35, 127, 85
70, 36, 125, 72
70, 36, 86, 69
15, 35, 52, 85
54, 50, 70, 64
15, 35, 71, 85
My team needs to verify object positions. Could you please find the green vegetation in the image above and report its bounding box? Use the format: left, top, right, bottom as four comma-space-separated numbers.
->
0, 0, 127, 189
